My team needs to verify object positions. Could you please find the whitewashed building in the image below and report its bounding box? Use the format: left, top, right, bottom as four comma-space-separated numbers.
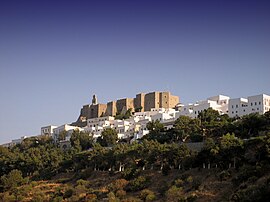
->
41, 125, 57, 136
228, 94, 270, 117
53, 124, 83, 142
177, 95, 230, 118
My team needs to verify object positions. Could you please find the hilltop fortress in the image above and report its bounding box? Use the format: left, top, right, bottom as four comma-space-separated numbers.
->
73, 91, 179, 127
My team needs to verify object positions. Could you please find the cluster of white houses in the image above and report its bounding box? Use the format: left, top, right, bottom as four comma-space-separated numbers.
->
41, 108, 178, 145
2, 93, 270, 147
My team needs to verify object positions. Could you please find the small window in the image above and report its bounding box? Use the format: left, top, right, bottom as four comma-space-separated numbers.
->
259, 102, 261, 105
251, 103, 253, 106
232, 111, 234, 114
255, 102, 257, 105
232, 105, 234, 108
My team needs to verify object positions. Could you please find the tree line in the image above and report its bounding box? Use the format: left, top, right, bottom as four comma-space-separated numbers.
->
0, 109, 270, 201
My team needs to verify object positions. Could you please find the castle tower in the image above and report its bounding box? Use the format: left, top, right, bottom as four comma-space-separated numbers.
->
92, 94, 98, 105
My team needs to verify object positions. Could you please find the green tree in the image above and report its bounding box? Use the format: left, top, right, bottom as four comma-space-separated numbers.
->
174, 116, 201, 142
58, 131, 67, 141
198, 108, 230, 138
98, 128, 118, 147
144, 120, 168, 143
1, 169, 25, 191
70, 129, 93, 151
219, 133, 244, 168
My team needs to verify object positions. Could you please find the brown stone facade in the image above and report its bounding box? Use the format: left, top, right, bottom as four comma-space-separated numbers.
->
134, 93, 145, 112
144, 92, 160, 111
116, 98, 134, 114
106, 101, 117, 116
74, 91, 179, 125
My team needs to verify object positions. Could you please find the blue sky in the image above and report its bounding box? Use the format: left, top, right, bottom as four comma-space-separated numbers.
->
0, 0, 270, 143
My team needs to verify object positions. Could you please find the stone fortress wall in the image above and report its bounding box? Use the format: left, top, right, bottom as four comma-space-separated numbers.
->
73, 91, 179, 126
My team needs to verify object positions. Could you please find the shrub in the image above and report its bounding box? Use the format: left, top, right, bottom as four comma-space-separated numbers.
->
166, 185, 184, 202
76, 179, 90, 187
108, 179, 129, 192
31, 191, 47, 202
0, 193, 16, 202
140, 189, 156, 202
51, 196, 63, 202
115, 189, 126, 199
107, 192, 120, 202
186, 176, 193, 183
85, 193, 97, 201
122, 167, 139, 180
174, 179, 184, 187
63, 187, 74, 198
0, 169, 25, 191
127, 176, 149, 191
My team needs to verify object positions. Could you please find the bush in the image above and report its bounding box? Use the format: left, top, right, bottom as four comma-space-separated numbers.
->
107, 192, 120, 202
166, 185, 184, 202
108, 179, 129, 192
31, 191, 47, 202
63, 187, 74, 198
174, 179, 184, 187
0, 169, 26, 191
115, 189, 126, 199
76, 179, 89, 187
127, 176, 149, 191
186, 176, 193, 183
140, 189, 156, 202
122, 167, 139, 180
0, 193, 16, 202
85, 193, 97, 201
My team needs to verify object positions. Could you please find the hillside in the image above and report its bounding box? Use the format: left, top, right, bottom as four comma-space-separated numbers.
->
1, 167, 269, 202
1, 110, 270, 201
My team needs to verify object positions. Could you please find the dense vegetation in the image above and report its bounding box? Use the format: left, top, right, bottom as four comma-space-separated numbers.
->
1, 109, 270, 201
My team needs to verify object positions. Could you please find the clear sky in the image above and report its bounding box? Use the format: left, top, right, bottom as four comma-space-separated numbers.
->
0, 0, 270, 144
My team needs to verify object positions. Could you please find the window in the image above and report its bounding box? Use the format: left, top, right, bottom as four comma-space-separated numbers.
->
251, 103, 253, 106
243, 109, 245, 112
236, 111, 238, 113
236, 104, 238, 108
255, 102, 257, 106
259, 102, 261, 105
232, 111, 234, 114
232, 105, 234, 108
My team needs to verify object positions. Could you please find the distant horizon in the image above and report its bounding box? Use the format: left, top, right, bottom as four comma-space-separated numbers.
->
1, 0, 270, 144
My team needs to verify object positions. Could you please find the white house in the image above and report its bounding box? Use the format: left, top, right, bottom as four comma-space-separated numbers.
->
41, 125, 57, 136
178, 95, 230, 118
228, 94, 270, 117
228, 98, 248, 117
53, 124, 83, 142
